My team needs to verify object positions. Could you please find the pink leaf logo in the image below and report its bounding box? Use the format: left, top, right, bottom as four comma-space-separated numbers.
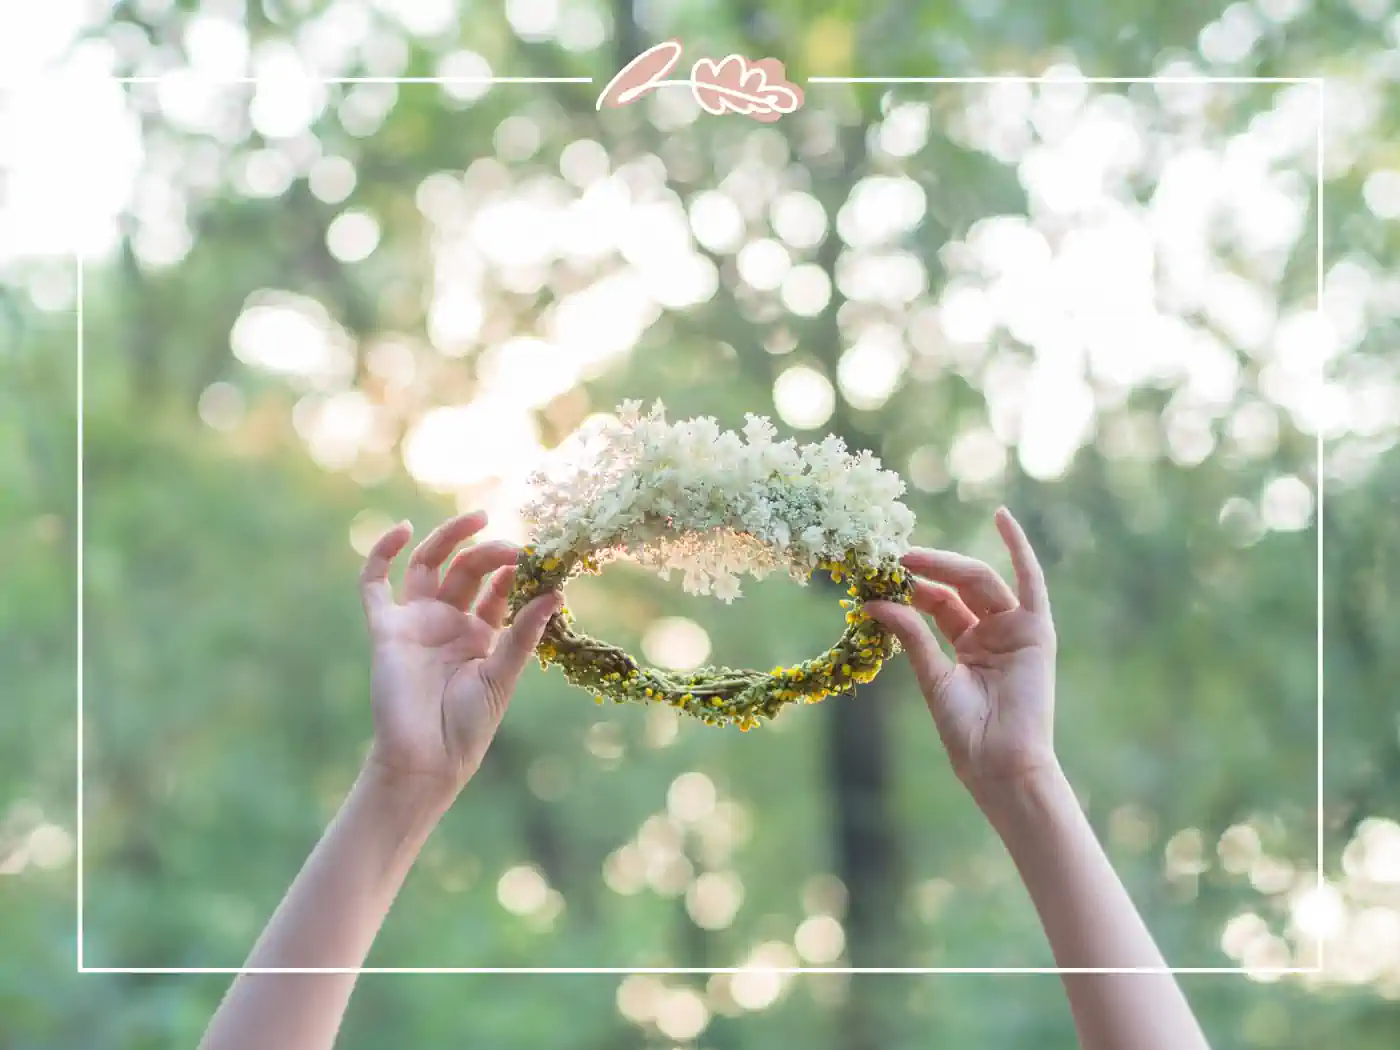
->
595, 41, 804, 122
691, 55, 803, 123
596, 40, 684, 110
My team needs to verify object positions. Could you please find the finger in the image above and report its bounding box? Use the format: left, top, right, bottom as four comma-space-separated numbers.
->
995, 507, 1051, 616
404, 510, 489, 601
901, 548, 1018, 617
910, 579, 978, 643
864, 601, 957, 701
473, 566, 517, 629
481, 592, 563, 698
359, 521, 413, 626
439, 540, 519, 611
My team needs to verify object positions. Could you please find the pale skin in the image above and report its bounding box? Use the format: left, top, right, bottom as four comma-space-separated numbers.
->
198, 507, 1211, 1050
198, 510, 562, 1050
865, 507, 1211, 1050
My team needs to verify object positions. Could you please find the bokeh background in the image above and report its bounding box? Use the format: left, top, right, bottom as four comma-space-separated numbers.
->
4, 0, 1400, 1047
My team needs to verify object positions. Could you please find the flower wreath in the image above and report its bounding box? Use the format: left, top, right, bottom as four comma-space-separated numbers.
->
506, 402, 916, 730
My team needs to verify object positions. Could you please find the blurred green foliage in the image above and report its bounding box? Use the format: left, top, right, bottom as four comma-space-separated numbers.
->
3, 0, 1399, 1048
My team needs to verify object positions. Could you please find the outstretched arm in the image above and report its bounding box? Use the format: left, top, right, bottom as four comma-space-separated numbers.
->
196, 764, 452, 1050
198, 512, 560, 1050
868, 508, 1210, 1050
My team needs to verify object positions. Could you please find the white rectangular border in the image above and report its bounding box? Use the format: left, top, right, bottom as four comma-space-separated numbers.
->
76, 73, 1326, 976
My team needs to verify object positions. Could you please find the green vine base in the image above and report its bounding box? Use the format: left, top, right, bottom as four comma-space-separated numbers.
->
506, 544, 915, 731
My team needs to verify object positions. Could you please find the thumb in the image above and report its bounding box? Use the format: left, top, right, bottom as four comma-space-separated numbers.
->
481, 592, 562, 697
865, 600, 957, 704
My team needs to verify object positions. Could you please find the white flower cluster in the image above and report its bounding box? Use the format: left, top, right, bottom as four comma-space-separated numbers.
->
521, 401, 916, 602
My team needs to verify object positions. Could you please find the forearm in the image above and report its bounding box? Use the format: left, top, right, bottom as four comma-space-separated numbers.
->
199, 764, 455, 1050
980, 765, 1210, 1050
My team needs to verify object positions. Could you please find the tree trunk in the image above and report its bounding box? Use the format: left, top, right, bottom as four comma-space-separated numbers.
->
825, 662, 905, 1050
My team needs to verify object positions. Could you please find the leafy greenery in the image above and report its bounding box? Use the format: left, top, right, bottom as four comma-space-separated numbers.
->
2, 0, 1398, 1047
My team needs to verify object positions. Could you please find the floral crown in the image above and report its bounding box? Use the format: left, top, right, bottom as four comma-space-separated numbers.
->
507, 401, 916, 730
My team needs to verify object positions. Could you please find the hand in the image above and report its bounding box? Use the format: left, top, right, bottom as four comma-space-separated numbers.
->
358, 511, 561, 794
866, 507, 1058, 807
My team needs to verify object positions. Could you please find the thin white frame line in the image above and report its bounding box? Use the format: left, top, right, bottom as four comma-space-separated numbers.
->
110, 76, 593, 85
79, 966, 1323, 976
73, 72, 1332, 980
808, 76, 1321, 84
1315, 77, 1327, 976
76, 252, 85, 972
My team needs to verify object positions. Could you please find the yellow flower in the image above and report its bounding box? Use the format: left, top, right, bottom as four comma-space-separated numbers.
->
529, 507, 909, 721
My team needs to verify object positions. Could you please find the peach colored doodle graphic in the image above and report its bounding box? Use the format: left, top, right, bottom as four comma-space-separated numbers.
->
596, 40, 804, 123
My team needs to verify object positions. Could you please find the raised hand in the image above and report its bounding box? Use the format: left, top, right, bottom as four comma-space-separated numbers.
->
866, 507, 1057, 804
358, 510, 561, 792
